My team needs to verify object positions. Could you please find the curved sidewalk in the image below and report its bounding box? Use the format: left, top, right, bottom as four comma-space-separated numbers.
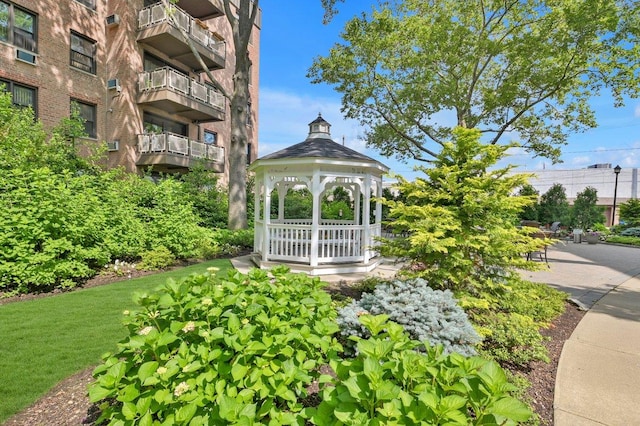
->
525, 243, 640, 425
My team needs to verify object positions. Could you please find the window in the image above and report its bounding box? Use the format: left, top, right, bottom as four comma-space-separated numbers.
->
0, 78, 37, 115
203, 130, 217, 145
0, 2, 37, 52
71, 99, 96, 138
143, 112, 187, 136
247, 142, 252, 165
70, 31, 96, 74
74, 0, 96, 10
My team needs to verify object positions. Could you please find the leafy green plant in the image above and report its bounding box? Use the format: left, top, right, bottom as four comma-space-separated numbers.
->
308, 315, 532, 425
338, 278, 480, 356
0, 259, 232, 424
89, 266, 342, 425
138, 246, 176, 270
606, 235, 640, 246
461, 279, 565, 366
478, 312, 550, 365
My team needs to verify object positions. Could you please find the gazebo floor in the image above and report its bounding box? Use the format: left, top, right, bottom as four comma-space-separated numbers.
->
250, 253, 384, 276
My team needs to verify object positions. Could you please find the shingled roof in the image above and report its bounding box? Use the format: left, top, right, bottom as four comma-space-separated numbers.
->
257, 114, 383, 165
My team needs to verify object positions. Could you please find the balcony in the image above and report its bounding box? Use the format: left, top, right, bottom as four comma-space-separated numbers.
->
138, 3, 226, 71
176, 0, 224, 20
137, 132, 225, 172
138, 67, 225, 122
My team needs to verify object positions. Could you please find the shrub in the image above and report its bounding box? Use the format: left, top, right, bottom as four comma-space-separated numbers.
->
308, 315, 532, 425
498, 280, 566, 325
0, 169, 108, 293
620, 227, 640, 237
89, 266, 342, 425
337, 278, 480, 356
478, 312, 550, 365
606, 235, 640, 246
462, 279, 565, 366
211, 229, 254, 256
138, 246, 176, 270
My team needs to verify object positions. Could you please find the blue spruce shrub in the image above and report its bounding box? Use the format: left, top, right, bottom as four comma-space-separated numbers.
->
337, 278, 481, 356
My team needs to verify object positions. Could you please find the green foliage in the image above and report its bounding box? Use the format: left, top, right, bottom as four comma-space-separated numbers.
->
0, 98, 244, 294
571, 186, 605, 229
338, 278, 481, 356
517, 184, 540, 222
619, 198, 640, 227
89, 267, 342, 425
538, 184, 570, 226
0, 168, 108, 293
322, 199, 354, 220
309, 0, 639, 163
308, 315, 532, 425
211, 229, 254, 256
0, 259, 232, 424
463, 279, 567, 366
606, 235, 640, 246
138, 246, 177, 270
379, 127, 545, 293
479, 313, 550, 365
179, 164, 229, 229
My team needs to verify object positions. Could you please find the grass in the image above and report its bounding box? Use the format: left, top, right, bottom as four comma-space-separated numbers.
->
0, 259, 233, 424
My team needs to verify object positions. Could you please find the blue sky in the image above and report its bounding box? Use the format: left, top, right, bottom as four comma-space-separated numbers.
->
256, 0, 640, 181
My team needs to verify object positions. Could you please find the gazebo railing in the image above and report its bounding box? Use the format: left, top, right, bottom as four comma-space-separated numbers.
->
256, 222, 382, 264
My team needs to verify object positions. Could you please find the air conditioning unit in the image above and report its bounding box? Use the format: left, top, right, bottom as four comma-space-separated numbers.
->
107, 140, 119, 151
106, 14, 120, 26
16, 49, 36, 64
107, 78, 121, 91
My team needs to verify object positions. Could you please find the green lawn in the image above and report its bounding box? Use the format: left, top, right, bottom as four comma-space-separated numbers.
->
0, 259, 233, 424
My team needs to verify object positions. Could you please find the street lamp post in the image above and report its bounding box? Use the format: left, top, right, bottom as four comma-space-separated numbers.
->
611, 165, 621, 227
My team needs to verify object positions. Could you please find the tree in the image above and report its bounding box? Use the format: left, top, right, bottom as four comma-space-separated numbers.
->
571, 186, 605, 229
517, 184, 540, 222
538, 183, 570, 226
163, 0, 260, 230
619, 198, 640, 227
310, 0, 640, 163
379, 127, 545, 292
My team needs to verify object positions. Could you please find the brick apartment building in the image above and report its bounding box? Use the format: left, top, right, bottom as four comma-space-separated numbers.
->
0, 0, 260, 184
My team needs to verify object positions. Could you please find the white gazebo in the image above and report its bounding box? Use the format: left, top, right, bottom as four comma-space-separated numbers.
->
249, 114, 389, 275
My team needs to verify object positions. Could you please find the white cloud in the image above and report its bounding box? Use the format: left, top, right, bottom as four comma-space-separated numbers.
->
634, 103, 640, 118
258, 87, 377, 158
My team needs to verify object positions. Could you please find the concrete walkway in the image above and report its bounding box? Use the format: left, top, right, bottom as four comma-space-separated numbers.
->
233, 243, 640, 425
525, 242, 640, 425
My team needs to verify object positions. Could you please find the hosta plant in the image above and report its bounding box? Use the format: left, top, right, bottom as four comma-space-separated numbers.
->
308, 315, 532, 425
89, 266, 342, 425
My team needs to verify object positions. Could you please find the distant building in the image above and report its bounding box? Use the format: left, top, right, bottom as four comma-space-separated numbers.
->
0, 0, 261, 183
521, 165, 637, 225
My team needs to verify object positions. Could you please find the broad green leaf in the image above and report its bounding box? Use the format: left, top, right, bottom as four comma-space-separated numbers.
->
137, 361, 159, 382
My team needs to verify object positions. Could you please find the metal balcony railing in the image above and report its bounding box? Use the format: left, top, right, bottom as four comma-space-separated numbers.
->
137, 132, 225, 162
138, 66, 225, 112
138, 2, 226, 60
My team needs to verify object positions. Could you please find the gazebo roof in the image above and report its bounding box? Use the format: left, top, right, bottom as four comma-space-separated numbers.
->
259, 137, 377, 162
252, 114, 389, 172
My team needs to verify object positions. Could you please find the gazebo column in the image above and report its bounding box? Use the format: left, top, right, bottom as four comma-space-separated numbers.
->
354, 183, 361, 226
310, 169, 321, 267
261, 179, 274, 262
363, 176, 372, 263
375, 178, 383, 238
276, 182, 287, 222
253, 178, 261, 253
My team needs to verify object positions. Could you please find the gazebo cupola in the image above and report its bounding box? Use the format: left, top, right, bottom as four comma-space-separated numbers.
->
249, 114, 389, 275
